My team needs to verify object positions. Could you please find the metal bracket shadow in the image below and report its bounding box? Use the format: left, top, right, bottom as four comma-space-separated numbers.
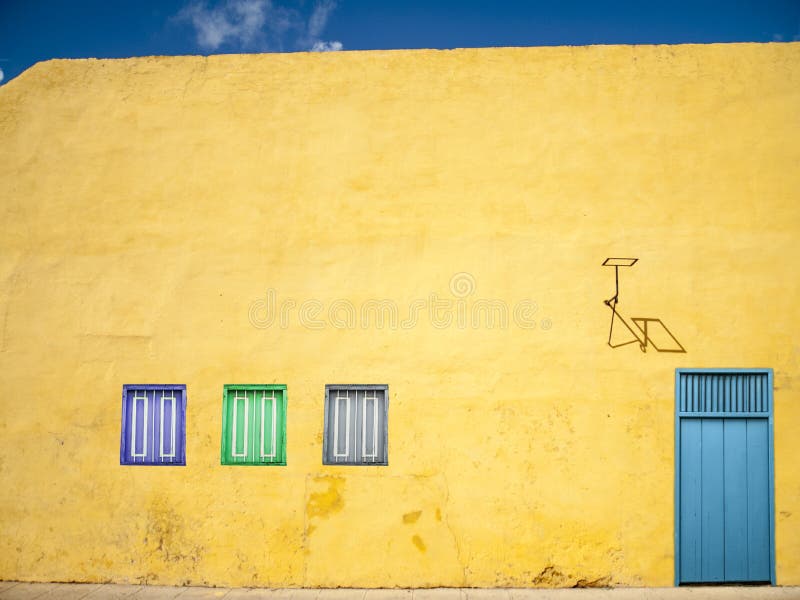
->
603, 257, 686, 353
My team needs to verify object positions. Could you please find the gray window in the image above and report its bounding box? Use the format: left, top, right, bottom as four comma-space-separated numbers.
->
323, 385, 388, 465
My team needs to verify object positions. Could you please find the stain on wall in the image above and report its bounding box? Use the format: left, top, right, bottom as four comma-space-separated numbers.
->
306, 476, 345, 520
403, 511, 422, 524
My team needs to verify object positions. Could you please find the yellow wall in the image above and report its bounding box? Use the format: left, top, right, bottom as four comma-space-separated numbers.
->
0, 43, 798, 588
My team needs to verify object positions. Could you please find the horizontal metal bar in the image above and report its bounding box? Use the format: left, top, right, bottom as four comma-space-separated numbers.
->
320, 461, 389, 466
123, 384, 186, 391
325, 384, 389, 391
678, 411, 769, 418
224, 384, 287, 391
676, 368, 772, 374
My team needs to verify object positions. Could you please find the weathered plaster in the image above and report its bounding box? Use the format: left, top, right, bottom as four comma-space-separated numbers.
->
0, 43, 798, 587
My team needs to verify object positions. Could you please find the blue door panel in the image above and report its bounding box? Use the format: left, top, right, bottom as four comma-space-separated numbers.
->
723, 419, 749, 581
747, 418, 771, 581
679, 419, 702, 582
700, 419, 725, 582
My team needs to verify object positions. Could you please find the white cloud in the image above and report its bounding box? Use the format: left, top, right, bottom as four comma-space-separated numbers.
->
304, 0, 343, 52
176, 0, 342, 53
0, 68, 4, 84
308, 0, 336, 40
772, 33, 784, 42
311, 40, 343, 52
178, 0, 286, 51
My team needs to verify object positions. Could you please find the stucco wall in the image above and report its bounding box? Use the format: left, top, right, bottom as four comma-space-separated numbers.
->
0, 43, 798, 588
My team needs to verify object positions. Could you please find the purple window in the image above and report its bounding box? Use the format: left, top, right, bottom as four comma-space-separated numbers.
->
120, 385, 186, 465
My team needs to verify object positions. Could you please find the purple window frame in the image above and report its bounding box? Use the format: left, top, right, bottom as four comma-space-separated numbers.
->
120, 384, 187, 466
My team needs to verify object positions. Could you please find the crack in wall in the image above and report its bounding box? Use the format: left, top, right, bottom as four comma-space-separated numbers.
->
438, 472, 467, 586
302, 473, 311, 587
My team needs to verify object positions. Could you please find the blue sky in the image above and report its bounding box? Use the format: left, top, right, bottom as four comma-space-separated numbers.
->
1, 0, 799, 85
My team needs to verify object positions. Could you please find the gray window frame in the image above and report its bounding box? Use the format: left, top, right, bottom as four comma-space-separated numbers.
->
323, 384, 389, 466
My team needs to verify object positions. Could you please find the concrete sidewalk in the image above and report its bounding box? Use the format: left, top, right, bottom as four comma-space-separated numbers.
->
2, 583, 800, 600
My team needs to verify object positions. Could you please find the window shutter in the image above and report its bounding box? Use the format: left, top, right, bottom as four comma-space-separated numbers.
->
221, 385, 286, 465
324, 385, 388, 465
120, 385, 186, 465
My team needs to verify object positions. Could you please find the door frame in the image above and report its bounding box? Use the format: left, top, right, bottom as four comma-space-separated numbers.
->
674, 368, 776, 586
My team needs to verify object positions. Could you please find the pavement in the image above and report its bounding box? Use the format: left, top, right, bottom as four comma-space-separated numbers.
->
1, 583, 800, 600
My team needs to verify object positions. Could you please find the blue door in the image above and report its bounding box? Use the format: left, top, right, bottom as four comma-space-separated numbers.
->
675, 370, 775, 585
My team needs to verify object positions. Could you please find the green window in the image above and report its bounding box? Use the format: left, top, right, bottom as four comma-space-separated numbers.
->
221, 384, 286, 465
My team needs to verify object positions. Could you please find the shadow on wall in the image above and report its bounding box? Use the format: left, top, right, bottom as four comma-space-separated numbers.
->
603, 258, 686, 354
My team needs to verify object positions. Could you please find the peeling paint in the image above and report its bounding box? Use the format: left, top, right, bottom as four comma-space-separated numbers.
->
530, 566, 569, 587
143, 499, 203, 572
573, 575, 612, 588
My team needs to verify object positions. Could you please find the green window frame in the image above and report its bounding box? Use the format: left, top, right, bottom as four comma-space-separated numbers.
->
221, 384, 287, 465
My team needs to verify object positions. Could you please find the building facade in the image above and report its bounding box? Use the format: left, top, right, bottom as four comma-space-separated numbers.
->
0, 42, 798, 588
